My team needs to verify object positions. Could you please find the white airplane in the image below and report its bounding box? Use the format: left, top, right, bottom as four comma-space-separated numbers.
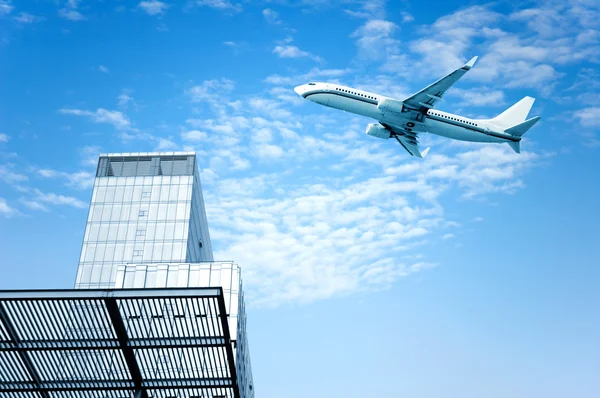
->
294, 56, 541, 158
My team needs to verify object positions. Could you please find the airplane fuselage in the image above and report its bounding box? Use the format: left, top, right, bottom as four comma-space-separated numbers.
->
297, 83, 518, 144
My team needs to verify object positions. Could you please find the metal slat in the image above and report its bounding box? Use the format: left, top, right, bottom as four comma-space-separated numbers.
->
0, 304, 50, 398
0, 288, 240, 398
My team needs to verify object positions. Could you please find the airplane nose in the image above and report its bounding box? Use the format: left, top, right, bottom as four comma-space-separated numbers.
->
294, 85, 304, 96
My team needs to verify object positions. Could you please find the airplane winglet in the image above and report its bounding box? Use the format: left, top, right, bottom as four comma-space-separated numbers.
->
421, 147, 431, 158
463, 56, 478, 70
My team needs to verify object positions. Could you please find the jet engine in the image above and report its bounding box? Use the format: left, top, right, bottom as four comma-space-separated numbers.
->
365, 123, 391, 139
376, 98, 405, 114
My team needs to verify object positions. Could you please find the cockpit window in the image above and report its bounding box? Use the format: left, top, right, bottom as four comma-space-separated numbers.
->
308, 82, 316, 85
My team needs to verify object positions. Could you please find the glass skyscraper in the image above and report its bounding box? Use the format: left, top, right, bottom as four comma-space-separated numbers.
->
75, 152, 213, 289
74, 151, 254, 397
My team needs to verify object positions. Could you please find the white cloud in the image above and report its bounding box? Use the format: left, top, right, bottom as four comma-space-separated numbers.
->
182, 130, 208, 141
196, 0, 241, 12
14, 12, 43, 24
0, 165, 28, 184
273, 45, 322, 62
263, 8, 281, 24
58, 8, 85, 21
139, 1, 169, 16
117, 92, 134, 109
574, 107, 600, 127
247, 97, 293, 120
20, 199, 48, 212
344, 0, 387, 20
37, 168, 94, 190
187, 78, 235, 104
450, 88, 505, 107
0, 133, 9, 142
156, 138, 177, 150
0, 198, 18, 218
401, 11, 414, 23
98, 65, 109, 73
59, 108, 131, 129
0, 1, 13, 16
351, 19, 399, 61
80, 145, 101, 166
31, 189, 87, 208
255, 143, 285, 159
442, 233, 455, 240
263, 67, 351, 86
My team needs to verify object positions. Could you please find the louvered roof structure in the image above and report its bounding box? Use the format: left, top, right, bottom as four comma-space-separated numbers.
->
0, 288, 239, 398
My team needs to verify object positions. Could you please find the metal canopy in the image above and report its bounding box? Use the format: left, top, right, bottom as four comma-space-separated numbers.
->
0, 288, 239, 398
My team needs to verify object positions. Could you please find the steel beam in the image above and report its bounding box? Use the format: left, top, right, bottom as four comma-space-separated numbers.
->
216, 289, 240, 398
104, 297, 149, 398
0, 287, 222, 301
0, 337, 226, 351
0, 378, 234, 392
0, 303, 50, 398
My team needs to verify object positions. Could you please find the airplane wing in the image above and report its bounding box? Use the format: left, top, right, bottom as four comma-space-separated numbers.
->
386, 125, 430, 158
402, 56, 478, 111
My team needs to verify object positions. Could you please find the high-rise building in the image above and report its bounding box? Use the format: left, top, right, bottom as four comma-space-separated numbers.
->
75, 152, 213, 289
0, 151, 256, 398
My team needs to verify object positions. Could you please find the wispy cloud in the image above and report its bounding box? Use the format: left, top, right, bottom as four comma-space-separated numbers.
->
31, 189, 87, 208
0, 133, 9, 143
58, 0, 85, 21
273, 43, 322, 62
196, 0, 241, 13
186, 78, 235, 104
223, 41, 249, 54
351, 19, 399, 61
574, 107, 600, 127
181, 130, 208, 141
0, 165, 28, 185
139, 0, 169, 16
59, 108, 131, 129
0, 198, 18, 218
450, 87, 506, 107
80, 145, 101, 166
0, 1, 13, 16
401, 11, 414, 23
20, 198, 48, 212
263, 8, 281, 25
14, 12, 43, 24
36, 168, 94, 190
98, 65, 109, 73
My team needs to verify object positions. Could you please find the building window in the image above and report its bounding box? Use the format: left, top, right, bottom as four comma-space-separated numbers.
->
141, 192, 151, 199
139, 210, 148, 217
199, 241, 203, 249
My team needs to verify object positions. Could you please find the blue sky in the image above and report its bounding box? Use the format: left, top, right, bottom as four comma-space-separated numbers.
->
1, 0, 599, 396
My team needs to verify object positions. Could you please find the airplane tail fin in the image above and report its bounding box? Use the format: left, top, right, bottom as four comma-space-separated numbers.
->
490, 96, 536, 129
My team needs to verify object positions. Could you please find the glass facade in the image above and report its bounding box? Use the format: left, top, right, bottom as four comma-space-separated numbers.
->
71, 152, 253, 398
75, 152, 214, 289
114, 262, 254, 398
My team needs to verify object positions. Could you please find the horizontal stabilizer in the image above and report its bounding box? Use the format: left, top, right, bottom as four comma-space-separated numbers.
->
491, 96, 536, 129
507, 141, 520, 154
505, 116, 541, 137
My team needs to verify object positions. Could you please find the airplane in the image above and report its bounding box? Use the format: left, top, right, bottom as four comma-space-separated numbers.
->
293, 56, 541, 158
